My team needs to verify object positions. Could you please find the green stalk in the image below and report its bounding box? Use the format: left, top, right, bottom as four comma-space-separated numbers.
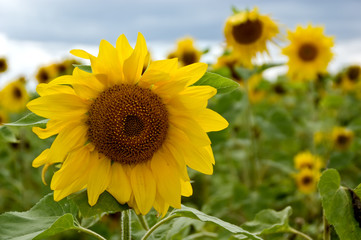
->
323, 210, 331, 240
288, 227, 313, 240
141, 214, 180, 240
137, 214, 149, 230
77, 226, 106, 240
121, 209, 131, 240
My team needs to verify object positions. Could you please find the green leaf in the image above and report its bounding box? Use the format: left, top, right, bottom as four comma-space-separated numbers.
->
171, 205, 262, 240
0, 125, 18, 142
70, 190, 129, 218
318, 169, 361, 239
0, 193, 79, 240
241, 207, 292, 235
4, 113, 48, 127
268, 109, 295, 138
193, 72, 240, 94
73, 64, 92, 73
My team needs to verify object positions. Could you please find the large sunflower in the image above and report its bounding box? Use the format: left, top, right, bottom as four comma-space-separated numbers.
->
224, 7, 279, 68
27, 33, 228, 216
0, 77, 29, 113
282, 25, 334, 81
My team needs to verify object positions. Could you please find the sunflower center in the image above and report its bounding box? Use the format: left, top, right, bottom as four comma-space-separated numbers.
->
232, 19, 263, 44
13, 87, 22, 99
87, 84, 169, 165
337, 135, 349, 146
347, 66, 360, 81
298, 43, 318, 61
302, 176, 313, 185
38, 70, 50, 83
0, 60, 5, 70
181, 51, 197, 65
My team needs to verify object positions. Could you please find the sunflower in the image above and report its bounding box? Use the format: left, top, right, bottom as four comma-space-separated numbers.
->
27, 33, 228, 216
294, 151, 322, 171
335, 65, 361, 91
282, 25, 334, 82
167, 37, 202, 66
224, 7, 279, 68
35, 64, 59, 84
331, 126, 354, 150
0, 77, 29, 113
0, 57, 8, 73
295, 168, 320, 194
212, 51, 243, 84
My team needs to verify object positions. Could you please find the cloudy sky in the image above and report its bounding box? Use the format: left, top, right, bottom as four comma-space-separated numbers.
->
0, 0, 361, 86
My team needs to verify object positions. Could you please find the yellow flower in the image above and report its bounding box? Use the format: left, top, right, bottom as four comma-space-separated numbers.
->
27, 33, 228, 216
247, 74, 265, 103
335, 65, 361, 91
0, 77, 29, 113
212, 51, 243, 83
282, 25, 334, 82
294, 151, 322, 170
331, 126, 354, 150
295, 168, 320, 194
167, 37, 202, 66
0, 57, 8, 73
35, 64, 59, 84
224, 7, 279, 68
313, 131, 326, 145
0, 108, 8, 125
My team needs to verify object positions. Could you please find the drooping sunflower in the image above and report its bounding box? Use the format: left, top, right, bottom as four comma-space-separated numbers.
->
294, 151, 323, 171
27, 33, 228, 216
224, 7, 279, 68
295, 168, 320, 194
0, 57, 8, 73
212, 51, 243, 84
282, 25, 334, 82
167, 37, 202, 66
0, 77, 29, 113
331, 126, 354, 150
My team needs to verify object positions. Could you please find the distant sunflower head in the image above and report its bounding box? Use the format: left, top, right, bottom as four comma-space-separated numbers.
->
0, 78, 29, 113
224, 7, 279, 68
27, 33, 228, 216
0, 57, 8, 73
294, 151, 322, 170
295, 168, 320, 194
35, 65, 58, 84
335, 65, 361, 91
167, 37, 202, 66
212, 51, 243, 83
282, 24, 334, 82
331, 126, 354, 150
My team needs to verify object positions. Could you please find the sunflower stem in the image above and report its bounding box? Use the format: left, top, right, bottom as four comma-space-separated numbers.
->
323, 210, 331, 240
77, 226, 106, 240
141, 214, 179, 240
137, 214, 149, 230
121, 209, 131, 240
288, 227, 313, 240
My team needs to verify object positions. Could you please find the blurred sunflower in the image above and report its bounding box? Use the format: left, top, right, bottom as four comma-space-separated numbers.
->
313, 131, 326, 145
331, 126, 354, 150
167, 37, 202, 66
282, 25, 334, 82
27, 33, 228, 216
212, 51, 243, 84
294, 151, 322, 170
0, 77, 29, 113
35, 65, 58, 84
0, 57, 8, 73
335, 65, 361, 91
224, 7, 279, 68
295, 168, 320, 194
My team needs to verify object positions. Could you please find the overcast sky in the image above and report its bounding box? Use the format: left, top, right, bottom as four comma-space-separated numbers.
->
0, 0, 361, 87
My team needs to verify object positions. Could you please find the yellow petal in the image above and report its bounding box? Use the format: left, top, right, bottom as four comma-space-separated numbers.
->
123, 33, 148, 84
147, 58, 178, 74
51, 146, 91, 190
87, 153, 112, 206
169, 116, 211, 146
32, 148, 50, 168
151, 148, 181, 208
153, 192, 170, 217
32, 119, 67, 139
41, 163, 51, 185
36, 82, 75, 96
180, 180, 193, 197
70, 49, 94, 59
183, 145, 214, 175
196, 108, 229, 132
47, 123, 88, 164
130, 163, 156, 215
27, 94, 90, 120
172, 62, 207, 86
116, 34, 133, 65
107, 162, 132, 204
53, 177, 87, 202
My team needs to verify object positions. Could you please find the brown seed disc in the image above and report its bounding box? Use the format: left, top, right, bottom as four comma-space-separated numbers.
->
13, 86, 22, 99
181, 51, 197, 65
347, 66, 360, 82
232, 19, 263, 45
87, 84, 169, 165
302, 176, 313, 185
298, 43, 318, 61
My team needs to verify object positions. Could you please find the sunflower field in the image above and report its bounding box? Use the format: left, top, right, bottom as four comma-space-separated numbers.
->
1, 6, 361, 240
